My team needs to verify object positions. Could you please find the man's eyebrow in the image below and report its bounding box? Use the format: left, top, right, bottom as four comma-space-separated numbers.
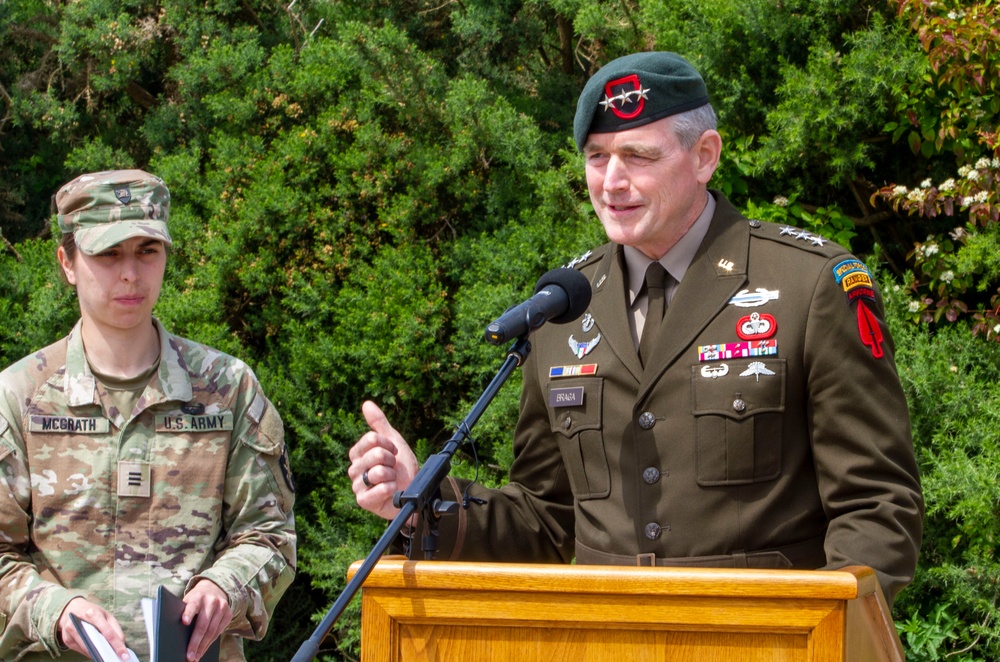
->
583, 142, 662, 157
617, 143, 662, 157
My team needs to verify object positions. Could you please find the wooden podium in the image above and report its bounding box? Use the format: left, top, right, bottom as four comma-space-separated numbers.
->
350, 558, 904, 661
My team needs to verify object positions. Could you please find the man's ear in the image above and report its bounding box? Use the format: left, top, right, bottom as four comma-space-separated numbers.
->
694, 130, 722, 185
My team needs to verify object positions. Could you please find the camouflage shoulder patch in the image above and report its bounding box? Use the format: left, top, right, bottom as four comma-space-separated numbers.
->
0, 415, 14, 462
240, 394, 283, 455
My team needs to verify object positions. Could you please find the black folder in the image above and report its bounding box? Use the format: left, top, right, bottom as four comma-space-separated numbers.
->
70, 586, 221, 662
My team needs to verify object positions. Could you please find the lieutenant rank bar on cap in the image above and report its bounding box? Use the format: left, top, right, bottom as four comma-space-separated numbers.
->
549, 364, 598, 378
698, 340, 778, 362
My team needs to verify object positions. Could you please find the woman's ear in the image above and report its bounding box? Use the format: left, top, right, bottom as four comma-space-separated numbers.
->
57, 245, 78, 286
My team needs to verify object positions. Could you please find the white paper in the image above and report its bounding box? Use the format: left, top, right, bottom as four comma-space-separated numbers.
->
78, 619, 141, 662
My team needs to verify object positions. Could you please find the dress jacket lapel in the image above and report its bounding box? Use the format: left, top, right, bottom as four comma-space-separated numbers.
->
638, 198, 750, 396
583, 195, 752, 394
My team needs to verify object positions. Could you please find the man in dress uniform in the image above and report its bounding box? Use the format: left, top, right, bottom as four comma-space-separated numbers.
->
349, 51, 923, 606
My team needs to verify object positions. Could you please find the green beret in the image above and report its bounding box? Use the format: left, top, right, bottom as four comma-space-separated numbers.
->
574, 51, 709, 150
55, 169, 172, 255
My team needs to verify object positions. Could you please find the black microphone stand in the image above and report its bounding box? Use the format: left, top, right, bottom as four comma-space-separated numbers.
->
290, 337, 532, 662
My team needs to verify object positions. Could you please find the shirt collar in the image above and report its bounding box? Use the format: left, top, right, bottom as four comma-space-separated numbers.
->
64, 318, 193, 408
625, 192, 717, 306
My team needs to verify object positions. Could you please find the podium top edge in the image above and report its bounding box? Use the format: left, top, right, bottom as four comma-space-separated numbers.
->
349, 558, 877, 601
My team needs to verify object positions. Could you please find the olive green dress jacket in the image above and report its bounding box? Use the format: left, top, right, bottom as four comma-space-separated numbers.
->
427, 193, 923, 606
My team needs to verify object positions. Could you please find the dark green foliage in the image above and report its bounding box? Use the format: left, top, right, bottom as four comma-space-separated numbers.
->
3, 1, 1000, 659
882, 278, 1000, 659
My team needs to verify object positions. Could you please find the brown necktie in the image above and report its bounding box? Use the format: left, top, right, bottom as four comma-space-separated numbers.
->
639, 262, 668, 367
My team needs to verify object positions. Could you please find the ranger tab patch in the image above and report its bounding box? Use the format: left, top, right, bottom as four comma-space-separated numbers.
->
832, 259, 876, 304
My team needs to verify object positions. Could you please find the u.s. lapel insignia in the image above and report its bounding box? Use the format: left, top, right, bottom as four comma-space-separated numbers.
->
718, 258, 735, 272
740, 361, 776, 382
736, 312, 777, 340
700, 364, 730, 379
568, 333, 602, 359
729, 288, 780, 308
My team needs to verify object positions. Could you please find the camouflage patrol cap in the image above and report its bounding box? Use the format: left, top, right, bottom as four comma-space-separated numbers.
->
55, 169, 172, 255
573, 51, 710, 150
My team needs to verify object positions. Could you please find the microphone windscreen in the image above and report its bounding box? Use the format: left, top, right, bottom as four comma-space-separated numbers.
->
534, 267, 592, 324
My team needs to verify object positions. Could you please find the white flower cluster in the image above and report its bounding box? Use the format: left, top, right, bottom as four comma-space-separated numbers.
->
939, 178, 956, 191
941, 270, 955, 283
917, 241, 940, 258
893, 185, 908, 196
773, 196, 789, 207
907, 188, 927, 203
908, 301, 921, 313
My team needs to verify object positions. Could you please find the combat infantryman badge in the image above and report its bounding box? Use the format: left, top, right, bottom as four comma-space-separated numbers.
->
729, 288, 780, 308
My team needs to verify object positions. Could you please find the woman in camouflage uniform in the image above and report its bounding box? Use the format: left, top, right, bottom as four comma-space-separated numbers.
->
0, 170, 296, 661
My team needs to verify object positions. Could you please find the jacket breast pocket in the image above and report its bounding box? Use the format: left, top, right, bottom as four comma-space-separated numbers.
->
545, 377, 609, 500
691, 359, 786, 486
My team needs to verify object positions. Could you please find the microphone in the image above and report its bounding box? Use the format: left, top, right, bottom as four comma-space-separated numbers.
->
484, 268, 592, 345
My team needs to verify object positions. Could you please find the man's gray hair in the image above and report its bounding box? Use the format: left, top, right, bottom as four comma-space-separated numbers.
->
670, 104, 718, 149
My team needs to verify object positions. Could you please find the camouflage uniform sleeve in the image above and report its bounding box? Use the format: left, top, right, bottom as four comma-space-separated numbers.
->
190, 385, 297, 641
0, 412, 88, 659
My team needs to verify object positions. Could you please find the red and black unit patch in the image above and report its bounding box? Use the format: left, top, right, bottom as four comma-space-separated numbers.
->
832, 259, 883, 358
600, 74, 649, 120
